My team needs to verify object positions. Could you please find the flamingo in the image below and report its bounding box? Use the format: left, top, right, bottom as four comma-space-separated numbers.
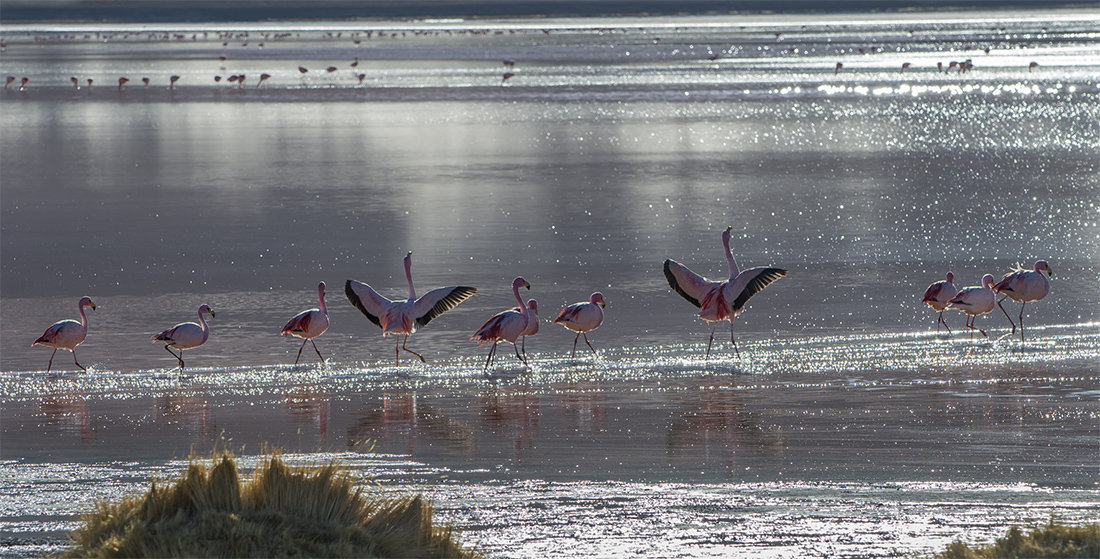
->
947, 274, 996, 337
553, 292, 605, 358
345, 251, 477, 365
470, 277, 531, 370
117, 77, 129, 91
664, 226, 788, 359
32, 296, 97, 372
4, 76, 14, 89
520, 299, 539, 361
257, 73, 271, 87
152, 304, 215, 370
169, 75, 180, 89
993, 260, 1053, 340
280, 281, 329, 364
921, 271, 958, 333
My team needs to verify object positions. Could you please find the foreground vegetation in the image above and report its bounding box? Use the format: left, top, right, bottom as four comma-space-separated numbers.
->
935, 518, 1100, 559
59, 452, 480, 558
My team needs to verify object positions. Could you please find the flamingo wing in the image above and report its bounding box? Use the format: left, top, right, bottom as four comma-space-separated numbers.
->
281, 310, 313, 335
34, 321, 69, 345
730, 267, 788, 311
664, 259, 715, 308
345, 280, 393, 329
413, 286, 477, 327
922, 282, 943, 303
993, 271, 1021, 293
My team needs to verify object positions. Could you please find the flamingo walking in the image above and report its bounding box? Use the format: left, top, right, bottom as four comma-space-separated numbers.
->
32, 296, 97, 372
152, 304, 215, 370
993, 260, 1053, 340
345, 251, 477, 365
947, 274, 996, 337
553, 292, 605, 358
280, 281, 329, 364
470, 277, 531, 370
921, 271, 958, 333
664, 227, 788, 358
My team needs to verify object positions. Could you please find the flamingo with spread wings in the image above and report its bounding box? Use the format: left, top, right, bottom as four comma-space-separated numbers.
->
346, 251, 477, 365
664, 226, 787, 358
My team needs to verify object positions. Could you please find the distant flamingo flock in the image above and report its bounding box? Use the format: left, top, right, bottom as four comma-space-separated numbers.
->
30, 227, 1053, 373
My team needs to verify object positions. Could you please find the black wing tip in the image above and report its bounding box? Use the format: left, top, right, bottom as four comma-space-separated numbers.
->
663, 259, 702, 308
345, 279, 383, 329
416, 285, 478, 327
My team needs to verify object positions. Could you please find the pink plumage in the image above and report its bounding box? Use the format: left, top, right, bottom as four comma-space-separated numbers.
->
553, 292, 605, 358
32, 296, 96, 372
152, 304, 214, 370
993, 260, 1052, 340
281, 281, 329, 364
921, 271, 957, 333
471, 277, 531, 369
664, 226, 787, 359
947, 274, 996, 338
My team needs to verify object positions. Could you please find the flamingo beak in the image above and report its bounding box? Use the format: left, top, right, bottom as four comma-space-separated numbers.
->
598, 300, 606, 308
210, 311, 216, 318
524, 281, 531, 290
1046, 268, 1053, 277
90, 302, 97, 310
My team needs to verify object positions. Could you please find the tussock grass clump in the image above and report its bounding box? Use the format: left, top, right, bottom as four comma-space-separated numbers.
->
59, 452, 481, 558
935, 518, 1100, 559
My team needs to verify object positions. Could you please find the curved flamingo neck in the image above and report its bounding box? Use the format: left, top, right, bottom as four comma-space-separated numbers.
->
78, 302, 90, 329
723, 232, 739, 280
197, 308, 209, 333
404, 254, 416, 301
318, 285, 328, 314
512, 281, 529, 328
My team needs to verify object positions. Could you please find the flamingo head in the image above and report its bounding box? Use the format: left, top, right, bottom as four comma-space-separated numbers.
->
79, 296, 97, 311
318, 281, 326, 296
1035, 260, 1053, 277
981, 274, 995, 288
945, 271, 954, 283
590, 292, 606, 308
513, 277, 531, 291
198, 304, 215, 318
527, 299, 538, 314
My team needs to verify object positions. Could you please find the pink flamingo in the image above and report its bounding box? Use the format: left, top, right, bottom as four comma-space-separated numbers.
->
470, 277, 531, 369
152, 304, 215, 370
947, 274, 996, 337
664, 227, 788, 358
993, 260, 1052, 340
280, 282, 329, 364
519, 299, 539, 361
921, 271, 958, 333
32, 296, 97, 372
169, 75, 180, 89
553, 292, 605, 358
345, 251, 477, 365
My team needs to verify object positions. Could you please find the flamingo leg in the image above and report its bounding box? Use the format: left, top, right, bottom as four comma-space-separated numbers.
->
729, 320, 740, 358
571, 333, 579, 358
73, 348, 86, 372
402, 335, 426, 363
583, 333, 598, 357
483, 342, 497, 371
310, 339, 324, 362
47, 348, 57, 373
937, 311, 953, 334
997, 295, 1017, 334
521, 336, 528, 362
294, 338, 307, 365
395, 337, 400, 365
164, 345, 184, 369
1018, 302, 1026, 341
513, 342, 526, 365
705, 323, 717, 360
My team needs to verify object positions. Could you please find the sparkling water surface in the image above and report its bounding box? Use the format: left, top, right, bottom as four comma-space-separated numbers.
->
1, 10, 1098, 558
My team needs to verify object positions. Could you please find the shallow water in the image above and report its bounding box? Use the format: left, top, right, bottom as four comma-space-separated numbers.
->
2, 10, 1099, 558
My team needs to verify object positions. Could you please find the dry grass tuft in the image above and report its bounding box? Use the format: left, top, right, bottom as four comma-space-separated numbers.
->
59, 452, 481, 558
935, 517, 1100, 559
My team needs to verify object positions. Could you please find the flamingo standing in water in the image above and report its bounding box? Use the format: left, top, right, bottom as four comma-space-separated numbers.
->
32, 296, 97, 372
152, 304, 215, 370
346, 251, 477, 365
664, 227, 788, 359
280, 281, 329, 364
921, 271, 958, 333
553, 292, 605, 358
470, 277, 531, 369
993, 260, 1053, 340
947, 274, 996, 337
